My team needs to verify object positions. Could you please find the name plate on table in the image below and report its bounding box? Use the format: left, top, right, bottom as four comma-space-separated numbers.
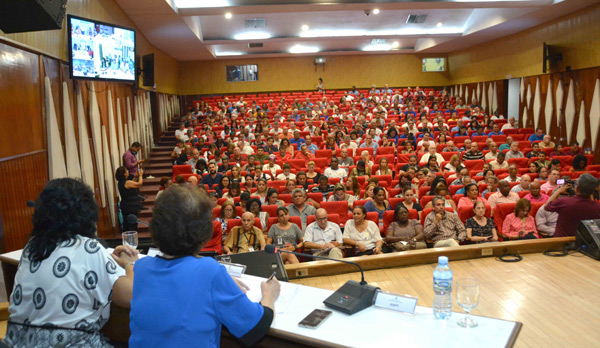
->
220, 262, 247, 278
373, 290, 418, 315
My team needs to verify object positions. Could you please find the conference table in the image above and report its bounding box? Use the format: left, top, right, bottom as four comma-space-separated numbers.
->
0, 249, 521, 347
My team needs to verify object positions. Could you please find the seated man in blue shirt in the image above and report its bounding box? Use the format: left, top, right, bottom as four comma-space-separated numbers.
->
487, 123, 505, 137
528, 128, 545, 143
289, 130, 306, 150
201, 162, 223, 190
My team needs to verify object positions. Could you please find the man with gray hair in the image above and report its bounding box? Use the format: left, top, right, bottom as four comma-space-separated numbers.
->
286, 188, 317, 230
545, 174, 600, 237
303, 208, 344, 259
424, 196, 466, 248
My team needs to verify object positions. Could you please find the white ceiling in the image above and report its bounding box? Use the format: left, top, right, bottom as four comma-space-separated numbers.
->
114, 0, 600, 61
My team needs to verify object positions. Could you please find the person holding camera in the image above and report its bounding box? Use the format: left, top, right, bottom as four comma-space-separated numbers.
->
544, 174, 600, 237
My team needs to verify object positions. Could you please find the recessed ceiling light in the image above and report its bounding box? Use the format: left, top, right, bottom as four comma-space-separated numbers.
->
437, 22, 443, 28
215, 51, 243, 56
233, 32, 272, 40
373, 9, 380, 15
362, 44, 391, 52
301, 25, 309, 31
225, 12, 232, 19
289, 45, 319, 54
392, 41, 400, 48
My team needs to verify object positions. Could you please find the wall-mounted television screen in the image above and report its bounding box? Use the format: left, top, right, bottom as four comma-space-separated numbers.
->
67, 15, 136, 83
422, 58, 446, 72
226, 65, 258, 82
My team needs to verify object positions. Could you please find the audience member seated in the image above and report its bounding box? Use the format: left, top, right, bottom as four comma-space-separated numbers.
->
287, 188, 317, 230
488, 180, 520, 208
276, 163, 296, 181
442, 140, 460, 153
306, 161, 321, 183
224, 182, 242, 203
511, 174, 531, 193
384, 205, 426, 252
312, 176, 335, 200
324, 156, 347, 179
263, 155, 281, 177
130, 186, 279, 347
501, 199, 539, 240
216, 201, 239, 243
6, 178, 136, 347
303, 208, 344, 259
202, 162, 223, 190
526, 143, 542, 159
457, 183, 491, 211
266, 207, 303, 264
505, 141, 524, 160
545, 174, 600, 237
498, 136, 512, 152
456, 176, 473, 195
364, 187, 391, 223
328, 183, 356, 210
295, 144, 314, 162
571, 153, 588, 172
375, 157, 394, 177
528, 128, 545, 143
541, 168, 561, 194
465, 201, 498, 243
538, 135, 555, 149
462, 142, 484, 161
549, 143, 565, 158
343, 206, 384, 256
423, 196, 467, 247
267, 188, 285, 208
247, 198, 270, 233
504, 163, 521, 182
351, 159, 372, 177
224, 212, 266, 254
535, 205, 557, 238
490, 152, 509, 170
421, 155, 442, 173
399, 188, 423, 218
523, 181, 549, 203
443, 154, 461, 174
230, 166, 245, 183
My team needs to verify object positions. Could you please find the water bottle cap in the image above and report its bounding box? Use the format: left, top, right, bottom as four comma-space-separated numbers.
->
438, 256, 448, 264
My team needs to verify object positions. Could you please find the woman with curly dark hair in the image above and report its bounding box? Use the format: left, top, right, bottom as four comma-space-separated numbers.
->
129, 185, 280, 347
116, 165, 143, 232
6, 178, 137, 348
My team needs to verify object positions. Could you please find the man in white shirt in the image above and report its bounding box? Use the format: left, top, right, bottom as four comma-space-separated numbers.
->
237, 139, 255, 156
323, 157, 347, 180
511, 174, 531, 193
506, 164, 521, 183
501, 117, 517, 132
303, 208, 344, 259
505, 142, 524, 160
417, 132, 436, 148
174, 123, 188, 142
485, 142, 499, 161
419, 146, 444, 166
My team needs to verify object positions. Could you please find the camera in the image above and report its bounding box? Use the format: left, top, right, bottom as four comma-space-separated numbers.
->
556, 178, 574, 186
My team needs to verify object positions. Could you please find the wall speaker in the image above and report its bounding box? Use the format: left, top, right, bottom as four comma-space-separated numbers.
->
576, 219, 600, 260
0, 0, 67, 34
142, 54, 155, 87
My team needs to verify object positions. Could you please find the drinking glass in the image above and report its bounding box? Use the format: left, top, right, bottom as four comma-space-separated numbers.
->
122, 231, 138, 249
456, 278, 480, 328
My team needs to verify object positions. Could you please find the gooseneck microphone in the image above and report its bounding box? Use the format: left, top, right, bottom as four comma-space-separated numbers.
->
127, 214, 149, 226
264, 244, 367, 285
264, 244, 379, 315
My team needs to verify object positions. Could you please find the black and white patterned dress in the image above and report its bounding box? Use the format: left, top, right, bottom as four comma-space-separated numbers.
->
6, 236, 125, 347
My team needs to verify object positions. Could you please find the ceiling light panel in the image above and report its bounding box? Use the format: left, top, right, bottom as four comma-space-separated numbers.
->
233, 32, 271, 40
176, 0, 230, 8
289, 45, 320, 54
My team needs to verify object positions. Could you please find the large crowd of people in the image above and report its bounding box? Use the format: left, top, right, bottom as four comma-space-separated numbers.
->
155, 85, 600, 256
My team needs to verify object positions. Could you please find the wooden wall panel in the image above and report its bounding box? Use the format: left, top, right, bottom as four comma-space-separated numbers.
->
179, 54, 451, 95
0, 151, 49, 252
0, 42, 44, 158
0, 0, 180, 94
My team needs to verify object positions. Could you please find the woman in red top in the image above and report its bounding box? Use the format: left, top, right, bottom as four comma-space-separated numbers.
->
501, 199, 539, 240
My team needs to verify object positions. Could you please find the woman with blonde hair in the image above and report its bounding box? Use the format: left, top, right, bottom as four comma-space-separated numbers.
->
362, 182, 377, 200
305, 161, 321, 183
375, 157, 393, 177
444, 154, 461, 174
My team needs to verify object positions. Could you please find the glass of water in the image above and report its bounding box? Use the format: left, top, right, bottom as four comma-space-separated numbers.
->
456, 278, 480, 328
122, 231, 138, 249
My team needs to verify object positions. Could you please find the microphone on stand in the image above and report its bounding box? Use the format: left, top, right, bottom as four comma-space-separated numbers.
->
127, 214, 149, 226
264, 244, 379, 315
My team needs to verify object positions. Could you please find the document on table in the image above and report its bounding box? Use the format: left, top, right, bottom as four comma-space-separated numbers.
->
240, 274, 299, 314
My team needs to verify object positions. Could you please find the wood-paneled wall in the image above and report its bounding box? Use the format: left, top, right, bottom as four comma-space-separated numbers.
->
0, 0, 180, 94
449, 4, 600, 84
448, 66, 600, 162
179, 54, 451, 95
0, 36, 178, 252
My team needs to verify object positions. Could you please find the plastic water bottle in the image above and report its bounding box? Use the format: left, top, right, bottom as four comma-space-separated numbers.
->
433, 256, 453, 319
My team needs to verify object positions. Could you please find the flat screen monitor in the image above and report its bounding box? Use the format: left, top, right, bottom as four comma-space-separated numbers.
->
67, 15, 136, 83
422, 58, 446, 72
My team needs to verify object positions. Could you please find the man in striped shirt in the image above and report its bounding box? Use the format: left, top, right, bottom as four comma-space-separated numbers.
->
423, 196, 466, 248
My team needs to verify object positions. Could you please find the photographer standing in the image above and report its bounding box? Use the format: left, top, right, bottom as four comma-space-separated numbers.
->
116, 166, 144, 231
545, 174, 600, 237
